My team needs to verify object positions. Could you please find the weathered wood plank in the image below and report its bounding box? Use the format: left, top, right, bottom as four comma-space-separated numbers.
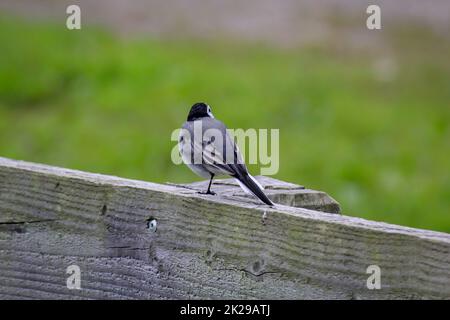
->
0, 157, 449, 299
168, 175, 341, 213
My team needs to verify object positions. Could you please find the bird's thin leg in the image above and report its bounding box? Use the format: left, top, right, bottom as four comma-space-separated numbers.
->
206, 174, 216, 195
199, 174, 216, 195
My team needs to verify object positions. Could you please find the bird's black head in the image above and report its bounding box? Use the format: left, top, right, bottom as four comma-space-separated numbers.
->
187, 102, 214, 121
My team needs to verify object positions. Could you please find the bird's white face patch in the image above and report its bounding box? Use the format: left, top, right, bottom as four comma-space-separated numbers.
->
206, 105, 214, 118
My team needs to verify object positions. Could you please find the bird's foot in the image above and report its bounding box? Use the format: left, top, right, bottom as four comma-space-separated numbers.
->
198, 190, 216, 196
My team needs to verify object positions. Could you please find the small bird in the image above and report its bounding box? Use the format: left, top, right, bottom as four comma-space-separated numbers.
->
178, 102, 274, 206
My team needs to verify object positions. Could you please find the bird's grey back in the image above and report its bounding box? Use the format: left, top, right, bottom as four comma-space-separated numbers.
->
180, 118, 248, 177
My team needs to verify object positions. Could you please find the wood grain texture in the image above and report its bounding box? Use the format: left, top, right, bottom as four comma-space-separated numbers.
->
0, 157, 449, 300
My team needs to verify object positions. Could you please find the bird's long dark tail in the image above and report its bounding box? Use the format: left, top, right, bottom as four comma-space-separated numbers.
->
234, 173, 274, 206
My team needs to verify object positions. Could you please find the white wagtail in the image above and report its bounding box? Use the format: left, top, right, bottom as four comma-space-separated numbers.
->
178, 102, 274, 206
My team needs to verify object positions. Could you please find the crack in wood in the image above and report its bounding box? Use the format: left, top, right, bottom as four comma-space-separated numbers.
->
0, 219, 59, 225
213, 267, 282, 278
107, 246, 150, 251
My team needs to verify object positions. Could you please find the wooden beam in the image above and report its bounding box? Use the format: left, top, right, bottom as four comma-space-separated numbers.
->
0, 157, 449, 299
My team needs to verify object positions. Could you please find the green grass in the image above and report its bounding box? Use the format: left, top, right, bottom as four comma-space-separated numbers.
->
0, 17, 449, 232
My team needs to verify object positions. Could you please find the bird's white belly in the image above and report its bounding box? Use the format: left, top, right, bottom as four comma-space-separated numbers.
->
185, 163, 212, 179
179, 142, 211, 178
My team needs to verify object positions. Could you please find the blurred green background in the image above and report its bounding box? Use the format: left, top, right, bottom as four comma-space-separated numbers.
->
0, 2, 449, 232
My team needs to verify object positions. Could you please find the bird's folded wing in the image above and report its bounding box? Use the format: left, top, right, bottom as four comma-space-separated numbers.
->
190, 132, 248, 177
